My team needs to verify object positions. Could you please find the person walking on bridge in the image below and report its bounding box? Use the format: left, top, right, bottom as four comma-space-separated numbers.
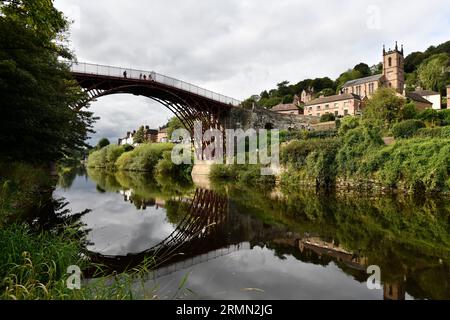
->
123, 70, 127, 78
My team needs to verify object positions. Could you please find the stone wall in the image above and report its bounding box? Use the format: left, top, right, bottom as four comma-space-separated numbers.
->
224, 107, 319, 131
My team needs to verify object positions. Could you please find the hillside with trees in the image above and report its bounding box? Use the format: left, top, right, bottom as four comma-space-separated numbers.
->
241, 40, 449, 110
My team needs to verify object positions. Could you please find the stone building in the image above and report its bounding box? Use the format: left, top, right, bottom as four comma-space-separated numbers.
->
157, 127, 168, 143
411, 89, 441, 110
304, 42, 434, 117
342, 42, 405, 98
271, 103, 303, 115
304, 93, 362, 117
300, 87, 314, 104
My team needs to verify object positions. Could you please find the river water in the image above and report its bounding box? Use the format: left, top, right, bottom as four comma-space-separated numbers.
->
55, 167, 450, 300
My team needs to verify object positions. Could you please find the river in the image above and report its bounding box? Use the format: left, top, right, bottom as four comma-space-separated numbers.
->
54, 167, 450, 300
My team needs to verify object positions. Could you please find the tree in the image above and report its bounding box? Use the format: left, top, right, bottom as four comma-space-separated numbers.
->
260, 90, 270, 99
282, 94, 294, 104
370, 63, 383, 75
133, 126, 146, 144
97, 138, 110, 149
399, 102, 418, 121
276, 81, 290, 97
0, 0, 94, 163
166, 116, 185, 137
335, 69, 364, 92
363, 88, 405, 128
353, 63, 371, 77
417, 53, 449, 93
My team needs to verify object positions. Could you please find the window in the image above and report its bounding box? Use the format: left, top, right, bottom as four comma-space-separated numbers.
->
317, 113, 320, 117
388, 57, 392, 67
334, 103, 339, 108
368, 83, 374, 94
317, 105, 321, 110
344, 109, 349, 116
325, 104, 329, 109
356, 86, 361, 96
334, 111, 339, 116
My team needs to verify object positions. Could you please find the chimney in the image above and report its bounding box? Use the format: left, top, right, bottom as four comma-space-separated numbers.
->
145, 125, 149, 130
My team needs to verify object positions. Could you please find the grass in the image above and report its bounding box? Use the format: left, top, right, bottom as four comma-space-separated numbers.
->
0, 223, 192, 300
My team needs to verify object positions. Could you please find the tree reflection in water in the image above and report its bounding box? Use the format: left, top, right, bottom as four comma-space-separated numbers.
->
83, 169, 450, 300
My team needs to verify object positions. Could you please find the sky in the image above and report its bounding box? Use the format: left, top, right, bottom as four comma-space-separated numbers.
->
53, 0, 450, 145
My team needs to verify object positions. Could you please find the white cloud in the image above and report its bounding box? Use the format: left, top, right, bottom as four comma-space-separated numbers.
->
54, 0, 450, 143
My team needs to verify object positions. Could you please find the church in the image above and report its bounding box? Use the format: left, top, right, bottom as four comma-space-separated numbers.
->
303, 42, 432, 118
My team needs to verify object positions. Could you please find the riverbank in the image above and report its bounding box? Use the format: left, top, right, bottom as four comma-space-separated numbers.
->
279, 122, 450, 194
57, 168, 450, 299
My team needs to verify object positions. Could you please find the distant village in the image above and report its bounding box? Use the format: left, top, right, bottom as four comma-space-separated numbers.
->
117, 125, 169, 146
117, 42, 449, 146
271, 43, 449, 117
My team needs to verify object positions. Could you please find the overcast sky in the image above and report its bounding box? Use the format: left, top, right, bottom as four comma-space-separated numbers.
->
54, 0, 449, 145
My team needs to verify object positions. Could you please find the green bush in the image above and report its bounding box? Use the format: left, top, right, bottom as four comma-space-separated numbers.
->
368, 138, 450, 192
320, 113, 336, 122
0, 163, 51, 223
415, 126, 450, 138
336, 125, 384, 177
155, 151, 193, 181
87, 144, 126, 169
338, 116, 361, 136
210, 163, 275, 187
281, 138, 341, 170
391, 119, 425, 138
115, 143, 173, 172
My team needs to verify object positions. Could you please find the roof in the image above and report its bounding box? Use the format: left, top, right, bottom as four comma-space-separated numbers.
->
413, 90, 440, 96
158, 127, 168, 133
342, 74, 383, 88
406, 92, 432, 104
305, 93, 361, 106
271, 103, 300, 111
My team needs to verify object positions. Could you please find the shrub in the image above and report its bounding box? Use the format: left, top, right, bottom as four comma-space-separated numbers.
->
115, 143, 173, 172
320, 113, 335, 122
415, 126, 450, 138
87, 144, 126, 169
418, 109, 441, 126
369, 138, 450, 192
155, 151, 193, 180
336, 125, 384, 177
338, 116, 361, 136
210, 163, 275, 187
280, 137, 341, 187
122, 144, 134, 152
391, 119, 425, 138
399, 102, 418, 121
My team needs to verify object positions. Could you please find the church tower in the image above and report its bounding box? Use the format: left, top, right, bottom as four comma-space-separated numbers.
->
382, 42, 405, 94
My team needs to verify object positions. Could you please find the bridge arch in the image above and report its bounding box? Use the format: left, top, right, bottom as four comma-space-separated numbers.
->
71, 62, 241, 134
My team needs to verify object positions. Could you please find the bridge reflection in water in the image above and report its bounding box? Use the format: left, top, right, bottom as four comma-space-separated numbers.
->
88, 187, 406, 300
88, 188, 230, 273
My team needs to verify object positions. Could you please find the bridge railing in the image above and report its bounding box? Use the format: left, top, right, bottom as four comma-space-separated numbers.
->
70, 61, 241, 106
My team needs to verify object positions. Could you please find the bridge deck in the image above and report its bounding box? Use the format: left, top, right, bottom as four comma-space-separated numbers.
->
70, 62, 241, 106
